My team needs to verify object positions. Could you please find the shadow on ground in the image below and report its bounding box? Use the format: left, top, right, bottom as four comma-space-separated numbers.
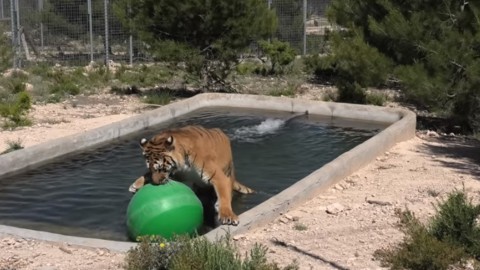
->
419, 136, 480, 179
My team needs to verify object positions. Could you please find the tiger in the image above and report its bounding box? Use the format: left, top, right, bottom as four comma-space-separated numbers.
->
128, 125, 254, 226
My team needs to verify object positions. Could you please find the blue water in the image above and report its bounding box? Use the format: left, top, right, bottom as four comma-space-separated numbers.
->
0, 107, 385, 241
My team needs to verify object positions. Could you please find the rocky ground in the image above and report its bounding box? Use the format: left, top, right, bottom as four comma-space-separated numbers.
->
1, 87, 479, 270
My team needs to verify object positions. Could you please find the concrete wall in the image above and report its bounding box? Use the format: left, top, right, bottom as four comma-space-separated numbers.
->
0, 93, 416, 252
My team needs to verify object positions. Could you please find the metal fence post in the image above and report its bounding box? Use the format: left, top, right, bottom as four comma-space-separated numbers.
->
104, 0, 109, 66
38, 0, 44, 51
128, 2, 133, 66
303, 0, 307, 55
88, 0, 93, 63
10, 0, 16, 68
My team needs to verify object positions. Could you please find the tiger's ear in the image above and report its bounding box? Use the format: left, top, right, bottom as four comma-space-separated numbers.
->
140, 138, 148, 148
166, 136, 174, 145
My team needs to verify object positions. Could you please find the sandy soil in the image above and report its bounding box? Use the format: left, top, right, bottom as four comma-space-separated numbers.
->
1, 90, 479, 270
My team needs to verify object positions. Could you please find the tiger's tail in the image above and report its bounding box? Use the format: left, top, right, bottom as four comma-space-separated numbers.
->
233, 180, 255, 194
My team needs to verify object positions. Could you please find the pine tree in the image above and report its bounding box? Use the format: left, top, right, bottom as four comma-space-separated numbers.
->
319, 0, 480, 132
114, 0, 277, 91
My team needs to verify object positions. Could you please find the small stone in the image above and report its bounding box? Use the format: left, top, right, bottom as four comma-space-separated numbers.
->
326, 203, 345, 215
279, 217, 289, 224
366, 199, 392, 206
232, 235, 245, 241
96, 248, 107, 256
318, 195, 337, 200
292, 216, 300, 221
334, 184, 344, 190
284, 214, 293, 220
59, 245, 72, 254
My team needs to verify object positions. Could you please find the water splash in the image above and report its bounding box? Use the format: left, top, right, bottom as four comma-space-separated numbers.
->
230, 118, 286, 142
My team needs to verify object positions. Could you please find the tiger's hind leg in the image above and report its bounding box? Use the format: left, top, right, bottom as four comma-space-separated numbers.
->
229, 165, 254, 194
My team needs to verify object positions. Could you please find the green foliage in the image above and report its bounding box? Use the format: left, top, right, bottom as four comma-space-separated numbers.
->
0, 24, 12, 72
1, 71, 29, 94
293, 223, 308, 231
305, 33, 392, 104
143, 91, 173, 106
375, 210, 466, 270
47, 68, 81, 98
1, 139, 24, 155
125, 235, 298, 270
114, 0, 277, 91
125, 235, 179, 270
375, 190, 480, 270
366, 92, 387, 106
267, 82, 299, 97
271, 0, 304, 53
258, 39, 296, 75
429, 191, 480, 257
236, 61, 264, 75
306, 35, 327, 55
0, 91, 32, 129
325, 0, 480, 132
114, 64, 174, 88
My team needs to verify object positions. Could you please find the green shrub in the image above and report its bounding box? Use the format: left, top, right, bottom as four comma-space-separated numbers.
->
143, 91, 173, 105
293, 223, 308, 231
1, 139, 24, 155
236, 61, 263, 76
374, 211, 466, 270
125, 235, 179, 270
114, 0, 277, 91
125, 235, 298, 270
0, 25, 12, 72
267, 82, 298, 97
115, 64, 173, 88
429, 191, 480, 257
366, 92, 387, 106
258, 39, 297, 75
0, 91, 32, 128
325, 0, 480, 133
47, 69, 81, 98
375, 190, 480, 270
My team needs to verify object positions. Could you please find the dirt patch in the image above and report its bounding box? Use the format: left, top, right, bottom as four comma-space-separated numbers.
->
1, 91, 479, 270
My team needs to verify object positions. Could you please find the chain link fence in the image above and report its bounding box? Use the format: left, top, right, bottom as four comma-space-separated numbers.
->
4, 0, 332, 68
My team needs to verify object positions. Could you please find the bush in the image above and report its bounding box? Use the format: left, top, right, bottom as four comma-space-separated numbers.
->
375, 210, 466, 270
366, 92, 387, 106
429, 191, 480, 258
324, 0, 480, 133
114, 64, 174, 88
0, 91, 32, 129
1, 139, 24, 155
114, 0, 277, 92
143, 91, 173, 106
125, 235, 298, 270
258, 39, 297, 75
304, 33, 392, 104
375, 190, 480, 270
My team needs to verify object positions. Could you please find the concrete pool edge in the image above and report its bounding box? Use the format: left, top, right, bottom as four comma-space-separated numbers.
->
0, 93, 416, 252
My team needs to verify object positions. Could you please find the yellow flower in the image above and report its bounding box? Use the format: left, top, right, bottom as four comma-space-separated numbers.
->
159, 243, 166, 248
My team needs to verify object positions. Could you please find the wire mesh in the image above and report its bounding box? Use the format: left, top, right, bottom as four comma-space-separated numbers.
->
271, 0, 305, 54
6, 0, 331, 68
305, 0, 331, 55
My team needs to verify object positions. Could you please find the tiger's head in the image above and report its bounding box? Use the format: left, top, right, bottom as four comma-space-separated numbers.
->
139, 134, 178, 185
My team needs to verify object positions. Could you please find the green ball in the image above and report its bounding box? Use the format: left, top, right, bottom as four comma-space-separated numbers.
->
126, 180, 204, 241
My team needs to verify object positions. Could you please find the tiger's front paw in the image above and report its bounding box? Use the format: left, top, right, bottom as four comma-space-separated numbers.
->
218, 208, 239, 226
128, 184, 138, 193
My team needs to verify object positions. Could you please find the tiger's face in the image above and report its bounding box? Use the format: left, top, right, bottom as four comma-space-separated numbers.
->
140, 135, 177, 185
